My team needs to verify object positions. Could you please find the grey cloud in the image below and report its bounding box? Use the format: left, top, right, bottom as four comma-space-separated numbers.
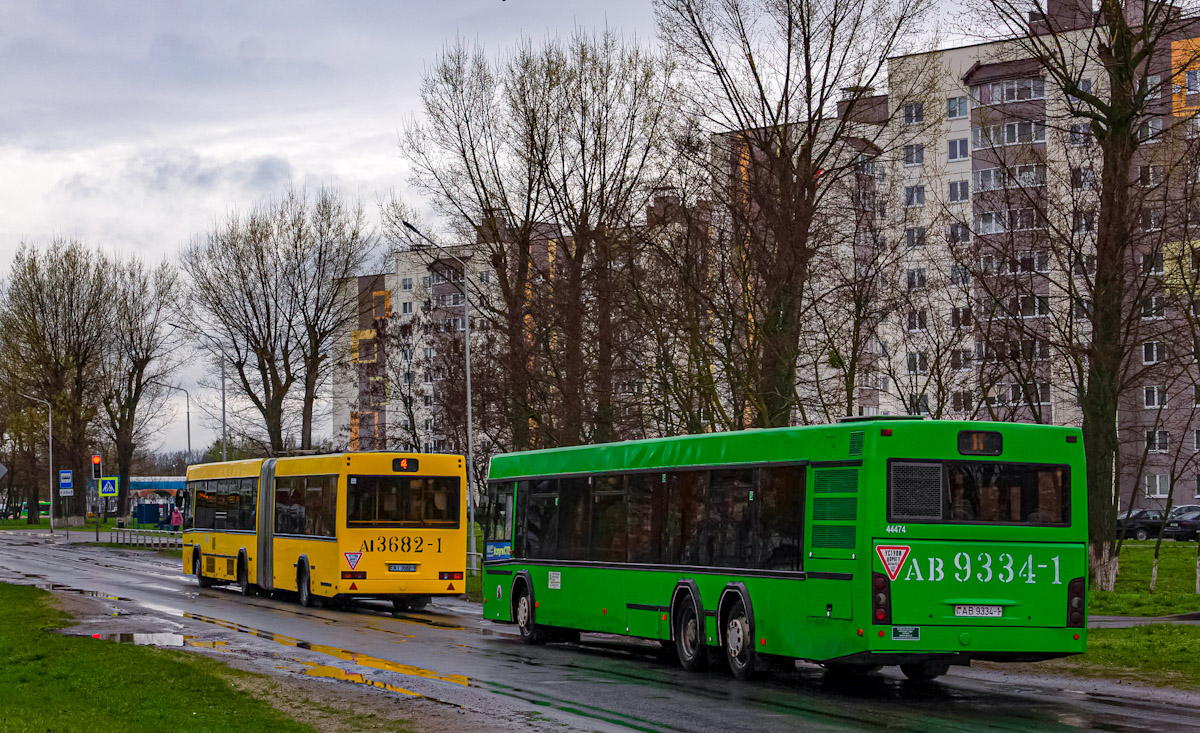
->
54, 149, 294, 200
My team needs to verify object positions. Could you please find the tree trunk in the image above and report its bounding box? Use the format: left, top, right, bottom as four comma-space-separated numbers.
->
301, 348, 319, 451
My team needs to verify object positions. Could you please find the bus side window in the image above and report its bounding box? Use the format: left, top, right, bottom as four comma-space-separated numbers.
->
708, 469, 755, 568
526, 479, 558, 559
666, 471, 707, 566
485, 482, 514, 543
558, 477, 590, 560
513, 480, 531, 557
590, 475, 626, 564
758, 466, 805, 571
627, 473, 666, 564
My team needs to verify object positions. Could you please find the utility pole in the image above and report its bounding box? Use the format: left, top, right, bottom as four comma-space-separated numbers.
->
221, 360, 227, 462
22, 394, 53, 534
154, 383, 191, 459
402, 221, 477, 571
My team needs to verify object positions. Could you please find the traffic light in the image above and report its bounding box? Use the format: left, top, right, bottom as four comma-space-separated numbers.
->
91, 454, 102, 480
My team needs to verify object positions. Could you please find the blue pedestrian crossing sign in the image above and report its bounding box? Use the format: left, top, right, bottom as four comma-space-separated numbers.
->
99, 477, 118, 497
59, 470, 72, 489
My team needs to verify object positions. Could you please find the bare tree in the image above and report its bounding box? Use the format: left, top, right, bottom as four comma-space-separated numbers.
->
181, 207, 300, 454
279, 186, 376, 450
964, 0, 1200, 590
0, 239, 111, 517
98, 257, 181, 514
654, 0, 938, 427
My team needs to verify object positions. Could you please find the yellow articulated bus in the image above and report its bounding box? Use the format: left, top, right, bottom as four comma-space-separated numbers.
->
182, 452, 467, 610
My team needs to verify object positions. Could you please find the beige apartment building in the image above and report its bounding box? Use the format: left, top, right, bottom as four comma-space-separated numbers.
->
864, 1, 1200, 512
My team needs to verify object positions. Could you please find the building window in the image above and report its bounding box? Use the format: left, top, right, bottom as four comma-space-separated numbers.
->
906, 268, 927, 291
947, 96, 968, 119
401, 301, 413, 314
1194, 384, 1200, 406
1144, 385, 1168, 408
1142, 209, 1164, 232
948, 222, 971, 243
1004, 120, 1046, 145
1073, 210, 1096, 234
950, 264, 971, 286
906, 352, 929, 374
903, 102, 924, 125
372, 291, 391, 320
948, 138, 968, 161
1011, 294, 1050, 318
1194, 429, 1200, 453
401, 277, 413, 291
907, 309, 928, 332
976, 211, 1006, 234
1141, 296, 1166, 319
951, 390, 974, 412
1069, 123, 1091, 146
951, 306, 971, 328
1140, 165, 1164, 188
908, 393, 930, 415
904, 144, 924, 166
1146, 430, 1170, 453
1145, 473, 1169, 497
949, 180, 969, 202
972, 124, 1001, 149
1143, 341, 1165, 365
905, 227, 926, 248
1013, 164, 1047, 187
1143, 251, 1165, 275
973, 168, 1001, 191
951, 349, 973, 370
1137, 117, 1163, 143
905, 185, 925, 207
422, 276, 431, 288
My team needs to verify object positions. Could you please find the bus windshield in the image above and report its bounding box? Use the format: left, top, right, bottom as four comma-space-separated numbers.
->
346, 475, 460, 528
889, 460, 1069, 525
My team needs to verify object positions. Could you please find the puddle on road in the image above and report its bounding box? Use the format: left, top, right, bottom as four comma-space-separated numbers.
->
79, 632, 229, 649
181, 611, 470, 687
299, 661, 421, 697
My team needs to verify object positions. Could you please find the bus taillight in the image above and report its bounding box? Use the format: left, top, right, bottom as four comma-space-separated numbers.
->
872, 572, 891, 625
1067, 577, 1086, 627
439, 572, 463, 580
342, 571, 366, 579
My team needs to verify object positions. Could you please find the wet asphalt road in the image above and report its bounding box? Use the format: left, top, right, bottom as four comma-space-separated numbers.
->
2, 533, 1199, 732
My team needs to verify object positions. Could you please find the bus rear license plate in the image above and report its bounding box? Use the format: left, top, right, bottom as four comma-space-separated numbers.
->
388, 564, 417, 573
954, 605, 1002, 618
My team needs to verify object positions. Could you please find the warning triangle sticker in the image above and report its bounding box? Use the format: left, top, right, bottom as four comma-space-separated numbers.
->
876, 545, 911, 581
446, 583, 456, 591
343, 552, 362, 570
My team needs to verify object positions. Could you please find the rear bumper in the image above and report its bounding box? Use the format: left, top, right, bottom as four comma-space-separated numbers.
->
853, 623, 1086, 660
328, 577, 464, 597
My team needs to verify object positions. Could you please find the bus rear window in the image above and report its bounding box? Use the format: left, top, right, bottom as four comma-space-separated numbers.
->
889, 461, 1069, 525
347, 475, 460, 528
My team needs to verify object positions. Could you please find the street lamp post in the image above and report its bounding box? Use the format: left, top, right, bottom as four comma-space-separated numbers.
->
168, 322, 226, 461
402, 221, 477, 571
21, 394, 54, 534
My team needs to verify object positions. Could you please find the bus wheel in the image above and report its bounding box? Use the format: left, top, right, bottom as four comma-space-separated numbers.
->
900, 661, 950, 682
674, 598, 708, 672
514, 586, 542, 644
238, 559, 254, 597
723, 597, 755, 680
194, 553, 214, 588
297, 565, 313, 608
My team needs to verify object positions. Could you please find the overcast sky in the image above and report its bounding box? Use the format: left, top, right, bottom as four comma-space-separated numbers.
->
0, 1, 657, 455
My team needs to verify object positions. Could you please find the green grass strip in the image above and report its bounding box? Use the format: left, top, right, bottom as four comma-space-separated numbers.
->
0, 583, 314, 733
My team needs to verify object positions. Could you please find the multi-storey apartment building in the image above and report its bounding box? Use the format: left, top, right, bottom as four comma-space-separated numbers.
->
333, 242, 489, 454
866, 0, 1200, 512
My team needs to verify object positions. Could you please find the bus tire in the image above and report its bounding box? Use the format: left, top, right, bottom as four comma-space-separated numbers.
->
900, 660, 950, 682
297, 564, 313, 608
194, 552, 214, 588
674, 596, 708, 672
514, 585, 542, 644
407, 596, 429, 612
238, 557, 254, 597
722, 597, 755, 680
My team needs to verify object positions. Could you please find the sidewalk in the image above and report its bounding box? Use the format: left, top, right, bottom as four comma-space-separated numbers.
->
1090, 612, 1200, 628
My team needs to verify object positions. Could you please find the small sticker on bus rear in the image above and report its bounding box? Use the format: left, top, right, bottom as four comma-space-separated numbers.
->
892, 626, 920, 641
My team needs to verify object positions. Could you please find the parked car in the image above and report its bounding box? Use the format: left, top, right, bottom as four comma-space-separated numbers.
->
1169, 504, 1200, 519
1117, 509, 1165, 540
1164, 511, 1200, 541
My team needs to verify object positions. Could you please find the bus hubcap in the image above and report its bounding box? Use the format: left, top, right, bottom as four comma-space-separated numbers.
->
517, 597, 530, 628
727, 617, 746, 658
683, 616, 698, 654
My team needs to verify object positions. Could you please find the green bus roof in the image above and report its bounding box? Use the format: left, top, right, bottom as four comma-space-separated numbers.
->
486, 419, 1083, 480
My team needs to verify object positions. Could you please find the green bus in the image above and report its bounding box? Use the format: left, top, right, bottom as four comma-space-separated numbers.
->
482, 418, 1087, 681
